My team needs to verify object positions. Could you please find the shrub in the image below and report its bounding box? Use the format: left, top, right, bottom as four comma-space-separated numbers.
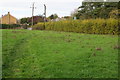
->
32, 18, 118, 35
32, 23, 45, 30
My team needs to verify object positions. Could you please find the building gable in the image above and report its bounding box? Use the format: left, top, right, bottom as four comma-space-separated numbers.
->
0, 12, 17, 24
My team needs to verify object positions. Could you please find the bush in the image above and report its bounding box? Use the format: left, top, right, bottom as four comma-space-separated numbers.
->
32, 23, 45, 30
32, 18, 118, 35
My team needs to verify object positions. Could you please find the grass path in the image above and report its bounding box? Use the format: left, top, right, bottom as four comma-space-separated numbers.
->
2, 29, 118, 78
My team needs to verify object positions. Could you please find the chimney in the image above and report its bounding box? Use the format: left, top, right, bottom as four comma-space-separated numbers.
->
8, 12, 10, 14
8, 12, 10, 24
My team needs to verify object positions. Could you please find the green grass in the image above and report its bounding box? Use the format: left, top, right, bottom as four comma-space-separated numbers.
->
2, 29, 118, 78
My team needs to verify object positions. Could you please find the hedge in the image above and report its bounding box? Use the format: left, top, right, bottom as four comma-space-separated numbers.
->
0, 24, 21, 29
32, 23, 45, 30
32, 18, 119, 35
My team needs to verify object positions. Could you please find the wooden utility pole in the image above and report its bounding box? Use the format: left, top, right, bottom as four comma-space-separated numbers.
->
30, 2, 36, 26
44, 4, 46, 19
44, 4, 46, 28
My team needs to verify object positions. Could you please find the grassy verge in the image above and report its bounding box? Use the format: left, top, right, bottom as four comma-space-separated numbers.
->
2, 29, 118, 78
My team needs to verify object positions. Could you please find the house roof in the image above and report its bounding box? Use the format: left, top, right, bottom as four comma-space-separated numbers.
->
1, 12, 17, 20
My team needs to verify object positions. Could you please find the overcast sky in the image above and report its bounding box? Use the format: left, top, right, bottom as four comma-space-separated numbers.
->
0, 0, 83, 19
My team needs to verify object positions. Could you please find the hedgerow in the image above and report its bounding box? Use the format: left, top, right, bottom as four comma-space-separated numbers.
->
33, 18, 118, 35
32, 23, 45, 30
0, 24, 21, 29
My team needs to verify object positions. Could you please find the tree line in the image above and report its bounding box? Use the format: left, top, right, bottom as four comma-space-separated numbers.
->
20, 2, 119, 25
73, 2, 119, 19
20, 14, 59, 25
